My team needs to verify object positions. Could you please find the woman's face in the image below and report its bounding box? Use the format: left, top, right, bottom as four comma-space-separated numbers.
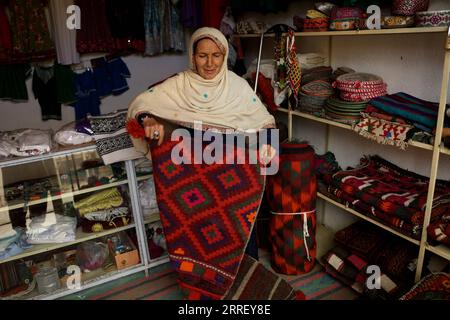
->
194, 38, 225, 80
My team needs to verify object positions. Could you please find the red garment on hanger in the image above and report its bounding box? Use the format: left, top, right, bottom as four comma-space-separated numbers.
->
0, 4, 11, 62
0, 5, 12, 50
201, 0, 229, 29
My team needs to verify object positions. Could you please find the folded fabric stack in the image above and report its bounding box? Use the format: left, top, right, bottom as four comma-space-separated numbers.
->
323, 221, 418, 299
334, 73, 387, 103
321, 155, 450, 240
74, 187, 131, 233
26, 214, 77, 244
427, 212, 450, 247
304, 9, 329, 33
0, 228, 31, 260
303, 17, 329, 32
324, 96, 367, 124
298, 80, 334, 116
301, 66, 333, 85
297, 53, 329, 70
368, 92, 446, 133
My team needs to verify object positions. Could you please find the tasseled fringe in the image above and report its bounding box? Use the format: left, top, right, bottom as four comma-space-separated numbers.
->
352, 128, 409, 150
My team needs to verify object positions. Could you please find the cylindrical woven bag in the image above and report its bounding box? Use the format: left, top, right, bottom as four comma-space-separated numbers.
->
266, 142, 317, 275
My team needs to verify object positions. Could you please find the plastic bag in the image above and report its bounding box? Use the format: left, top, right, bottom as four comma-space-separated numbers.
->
138, 177, 158, 211
76, 241, 110, 272
54, 120, 94, 146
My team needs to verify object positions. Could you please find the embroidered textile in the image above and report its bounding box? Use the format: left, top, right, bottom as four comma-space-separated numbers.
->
89, 110, 143, 165
352, 112, 414, 150
400, 272, 450, 300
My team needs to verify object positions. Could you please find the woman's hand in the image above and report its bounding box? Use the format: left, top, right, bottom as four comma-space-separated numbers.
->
143, 117, 165, 146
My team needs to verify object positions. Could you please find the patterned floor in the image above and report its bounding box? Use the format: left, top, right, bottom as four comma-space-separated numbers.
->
60, 250, 359, 300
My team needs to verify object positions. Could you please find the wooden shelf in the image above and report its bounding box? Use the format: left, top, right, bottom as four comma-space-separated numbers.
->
278, 108, 437, 153
235, 26, 448, 38
425, 243, 450, 261
317, 192, 421, 246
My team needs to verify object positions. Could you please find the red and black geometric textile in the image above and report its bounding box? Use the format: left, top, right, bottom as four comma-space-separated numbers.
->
331, 155, 450, 226
400, 272, 450, 300
150, 136, 265, 300
266, 142, 317, 275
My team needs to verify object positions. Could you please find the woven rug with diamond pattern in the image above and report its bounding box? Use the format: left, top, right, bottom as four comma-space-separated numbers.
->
150, 136, 297, 300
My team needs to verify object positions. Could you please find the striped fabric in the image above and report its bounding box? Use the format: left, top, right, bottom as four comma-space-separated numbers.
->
223, 255, 297, 300
369, 92, 446, 132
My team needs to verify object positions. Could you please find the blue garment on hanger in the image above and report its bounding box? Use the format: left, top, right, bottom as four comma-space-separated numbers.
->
71, 70, 101, 120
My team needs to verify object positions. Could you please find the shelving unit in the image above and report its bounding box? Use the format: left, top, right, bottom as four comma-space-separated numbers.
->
0, 144, 163, 300
238, 26, 450, 283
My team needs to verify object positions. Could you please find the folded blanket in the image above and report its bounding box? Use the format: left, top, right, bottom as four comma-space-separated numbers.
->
334, 221, 418, 283
331, 155, 450, 225
323, 246, 399, 298
427, 212, 450, 246
352, 113, 414, 150
369, 92, 448, 133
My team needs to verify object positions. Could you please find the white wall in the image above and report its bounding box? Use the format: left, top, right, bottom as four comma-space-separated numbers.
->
239, 0, 450, 231
0, 53, 189, 132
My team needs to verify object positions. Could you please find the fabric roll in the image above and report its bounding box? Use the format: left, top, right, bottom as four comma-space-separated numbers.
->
266, 142, 317, 275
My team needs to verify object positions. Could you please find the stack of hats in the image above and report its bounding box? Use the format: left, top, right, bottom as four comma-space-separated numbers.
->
333, 72, 387, 102
324, 96, 367, 124
301, 66, 333, 85
298, 80, 334, 116
331, 66, 355, 82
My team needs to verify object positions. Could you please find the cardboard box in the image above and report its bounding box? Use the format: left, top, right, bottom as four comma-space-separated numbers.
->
107, 232, 140, 270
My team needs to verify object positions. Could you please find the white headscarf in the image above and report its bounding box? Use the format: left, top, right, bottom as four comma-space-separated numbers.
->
127, 27, 275, 154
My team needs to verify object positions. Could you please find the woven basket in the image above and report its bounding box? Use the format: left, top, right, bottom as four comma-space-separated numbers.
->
392, 0, 429, 16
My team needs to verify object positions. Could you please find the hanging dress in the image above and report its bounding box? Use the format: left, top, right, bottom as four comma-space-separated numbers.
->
48, 0, 80, 65
8, 0, 55, 62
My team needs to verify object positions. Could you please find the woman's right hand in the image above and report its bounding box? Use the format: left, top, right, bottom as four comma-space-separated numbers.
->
143, 117, 165, 146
